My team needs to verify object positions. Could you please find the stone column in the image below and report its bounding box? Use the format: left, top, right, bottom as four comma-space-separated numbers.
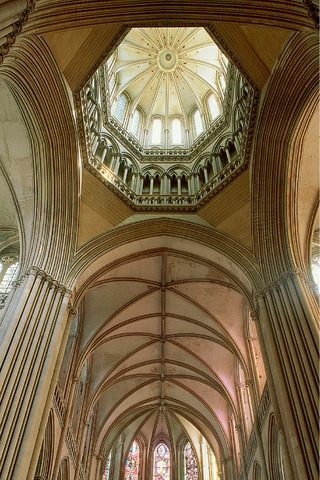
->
177, 176, 181, 195
51, 375, 79, 479
221, 456, 233, 480
0, 267, 73, 480
90, 453, 102, 480
74, 421, 90, 479
254, 268, 318, 480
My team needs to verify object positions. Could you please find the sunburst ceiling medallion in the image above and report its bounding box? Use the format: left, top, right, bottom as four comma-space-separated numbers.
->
106, 27, 228, 151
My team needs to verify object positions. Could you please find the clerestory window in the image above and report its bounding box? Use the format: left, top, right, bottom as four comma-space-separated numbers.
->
207, 94, 220, 122
193, 110, 203, 138
0, 258, 19, 294
130, 109, 142, 139
114, 94, 128, 123
151, 117, 162, 144
172, 117, 182, 145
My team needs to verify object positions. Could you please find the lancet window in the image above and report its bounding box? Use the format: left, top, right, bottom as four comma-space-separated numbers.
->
0, 257, 19, 306
102, 452, 112, 480
153, 443, 170, 480
193, 110, 203, 138
151, 117, 162, 144
172, 117, 182, 144
207, 94, 220, 122
124, 440, 139, 480
131, 109, 142, 139
114, 94, 128, 123
184, 442, 198, 480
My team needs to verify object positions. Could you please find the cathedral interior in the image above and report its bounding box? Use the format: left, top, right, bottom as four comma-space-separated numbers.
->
0, 1, 319, 480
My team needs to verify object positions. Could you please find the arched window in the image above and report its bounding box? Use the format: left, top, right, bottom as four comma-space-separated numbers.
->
151, 117, 162, 144
130, 109, 142, 139
219, 74, 226, 93
103, 452, 112, 480
207, 94, 220, 121
193, 110, 203, 138
124, 440, 139, 480
0, 259, 19, 293
172, 117, 182, 144
114, 94, 128, 123
153, 443, 170, 480
184, 442, 198, 480
311, 256, 320, 291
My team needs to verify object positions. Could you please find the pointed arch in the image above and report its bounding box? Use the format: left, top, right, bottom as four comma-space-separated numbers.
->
153, 442, 170, 480
184, 442, 199, 480
124, 439, 140, 480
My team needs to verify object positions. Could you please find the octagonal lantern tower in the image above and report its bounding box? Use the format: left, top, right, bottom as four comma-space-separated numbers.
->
78, 26, 258, 211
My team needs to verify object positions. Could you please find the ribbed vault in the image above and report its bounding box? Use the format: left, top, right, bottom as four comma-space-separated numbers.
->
73, 249, 266, 471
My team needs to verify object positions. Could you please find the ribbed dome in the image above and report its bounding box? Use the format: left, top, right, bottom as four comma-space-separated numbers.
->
106, 27, 228, 149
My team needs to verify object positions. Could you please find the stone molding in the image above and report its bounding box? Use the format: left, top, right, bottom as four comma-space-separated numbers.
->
254, 267, 318, 300
251, 30, 319, 284
12, 265, 72, 297
0, 1, 36, 65
24, 1, 314, 34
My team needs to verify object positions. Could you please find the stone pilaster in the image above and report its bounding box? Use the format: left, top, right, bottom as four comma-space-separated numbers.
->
0, 267, 73, 480
254, 268, 318, 479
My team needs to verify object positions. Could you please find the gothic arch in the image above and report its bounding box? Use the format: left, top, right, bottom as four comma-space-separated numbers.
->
251, 30, 319, 282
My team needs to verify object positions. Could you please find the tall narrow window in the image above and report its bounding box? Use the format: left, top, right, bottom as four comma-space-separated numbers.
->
172, 118, 182, 144
0, 260, 19, 293
114, 94, 127, 123
311, 256, 320, 291
103, 452, 112, 480
131, 110, 142, 139
193, 110, 203, 138
208, 94, 220, 121
151, 118, 162, 144
153, 443, 170, 480
219, 74, 226, 93
124, 440, 139, 480
184, 442, 198, 480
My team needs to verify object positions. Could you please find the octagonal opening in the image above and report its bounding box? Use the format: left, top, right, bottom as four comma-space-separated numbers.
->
79, 26, 257, 211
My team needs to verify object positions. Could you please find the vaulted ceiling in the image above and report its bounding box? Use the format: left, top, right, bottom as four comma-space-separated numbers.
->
75, 249, 265, 461
2, 0, 317, 471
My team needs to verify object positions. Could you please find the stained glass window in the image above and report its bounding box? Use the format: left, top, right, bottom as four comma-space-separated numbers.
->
153, 443, 170, 480
103, 452, 112, 480
184, 442, 198, 480
124, 440, 139, 480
